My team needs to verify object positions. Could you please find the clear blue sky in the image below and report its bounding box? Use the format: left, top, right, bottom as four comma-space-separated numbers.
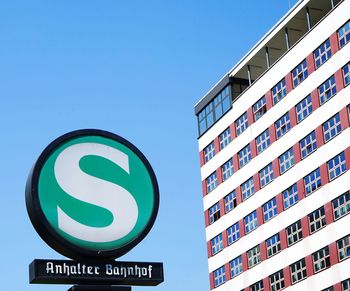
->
0, 1, 298, 290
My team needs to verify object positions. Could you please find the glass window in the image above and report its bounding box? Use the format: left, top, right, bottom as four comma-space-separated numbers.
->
253, 96, 267, 121
256, 129, 271, 154
263, 197, 278, 222
272, 78, 287, 105
250, 280, 264, 291
308, 206, 326, 234
343, 62, 350, 87
224, 191, 236, 213
219, 127, 231, 150
328, 152, 346, 181
323, 113, 342, 143
230, 256, 243, 278
242, 177, 255, 201
259, 163, 274, 188
238, 144, 252, 168
342, 278, 350, 291
266, 233, 281, 257
269, 270, 285, 291
337, 234, 350, 261
314, 39, 332, 69
235, 112, 248, 136
286, 220, 303, 246
221, 159, 234, 181
319, 75, 337, 105
296, 95, 313, 123
283, 183, 299, 209
290, 258, 307, 284
227, 222, 240, 245
245, 210, 258, 234
206, 172, 218, 193
247, 245, 261, 268
275, 112, 291, 139
197, 86, 232, 135
332, 191, 350, 220
313, 246, 330, 273
321, 287, 334, 291
279, 148, 295, 174
211, 233, 223, 255
213, 266, 226, 287
204, 142, 215, 163
300, 131, 317, 159
209, 202, 220, 224
304, 168, 321, 196
292, 59, 308, 87
338, 20, 350, 48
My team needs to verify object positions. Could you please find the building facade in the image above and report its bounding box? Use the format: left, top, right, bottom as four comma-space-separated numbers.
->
194, 0, 350, 290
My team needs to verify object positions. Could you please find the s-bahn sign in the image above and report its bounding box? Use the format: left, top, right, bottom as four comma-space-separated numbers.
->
25, 129, 163, 287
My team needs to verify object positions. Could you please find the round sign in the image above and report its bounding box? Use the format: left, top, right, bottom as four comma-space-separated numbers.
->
26, 129, 159, 260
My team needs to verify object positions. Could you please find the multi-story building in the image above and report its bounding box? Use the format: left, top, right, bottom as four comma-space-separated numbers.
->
194, 0, 350, 290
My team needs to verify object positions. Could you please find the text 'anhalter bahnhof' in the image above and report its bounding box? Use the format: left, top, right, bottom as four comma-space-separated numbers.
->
194, 0, 350, 290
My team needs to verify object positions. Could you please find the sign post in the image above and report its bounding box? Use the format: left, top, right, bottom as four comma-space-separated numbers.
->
26, 129, 163, 290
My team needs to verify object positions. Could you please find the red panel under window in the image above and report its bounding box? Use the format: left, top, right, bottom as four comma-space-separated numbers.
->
233, 154, 239, 175
272, 159, 280, 178
306, 53, 315, 75
250, 140, 257, 159
285, 72, 293, 94
222, 229, 228, 248
334, 283, 342, 291
209, 272, 214, 290
310, 88, 320, 111
265, 91, 273, 110
224, 263, 231, 281
279, 229, 288, 251
202, 180, 207, 197
329, 31, 339, 55
320, 163, 329, 187
207, 240, 212, 258
276, 193, 284, 214
305, 255, 314, 277
289, 107, 297, 128
329, 241, 339, 266
247, 107, 254, 126
230, 122, 237, 139
236, 185, 243, 205
239, 219, 245, 237
263, 277, 271, 291
219, 199, 225, 218
293, 143, 301, 164
217, 168, 223, 184
339, 106, 350, 129
214, 137, 220, 154
257, 207, 264, 226
283, 266, 292, 288
199, 151, 205, 167
241, 252, 248, 272
297, 179, 306, 200
253, 172, 261, 192
260, 241, 267, 261
345, 147, 350, 170
204, 210, 209, 227
269, 124, 277, 143
315, 125, 324, 148
301, 216, 310, 238
335, 68, 345, 91
325, 201, 334, 225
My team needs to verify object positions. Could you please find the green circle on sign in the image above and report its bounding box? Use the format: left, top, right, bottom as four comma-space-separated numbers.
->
38, 135, 155, 252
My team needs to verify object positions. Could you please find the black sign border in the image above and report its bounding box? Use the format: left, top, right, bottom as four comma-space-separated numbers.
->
26, 129, 160, 261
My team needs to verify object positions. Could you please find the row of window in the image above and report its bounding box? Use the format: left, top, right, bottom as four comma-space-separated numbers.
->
209, 151, 348, 258
208, 105, 349, 225
214, 222, 350, 289
202, 19, 350, 163
205, 66, 350, 195
198, 18, 350, 137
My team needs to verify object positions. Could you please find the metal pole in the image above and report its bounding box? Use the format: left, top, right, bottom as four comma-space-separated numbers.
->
265, 47, 270, 68
285, 27, 290, 50
306, 7, 312, 30
247, 65, 252, 85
